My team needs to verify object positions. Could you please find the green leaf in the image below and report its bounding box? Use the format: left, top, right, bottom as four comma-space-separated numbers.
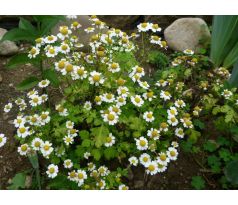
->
39, 16, 65, 36
191, 176, 206, 190
229, 61, 238, 87
43, 69, 60, 87
91, 125, 109, 148
6, 53, 40, 69
91, 149, 102, 161
16, 76, 39, 90
203, 140, 218, 152
104, 147, 117, 160
210, 15, 238, 67
79, 130, 89, 140
7, 173, 26, 190
19, 18, 37, 34
224, 160, 238, 185
28, 154, 39, 169
1, 28, 37, 42
81, 139, 91, 148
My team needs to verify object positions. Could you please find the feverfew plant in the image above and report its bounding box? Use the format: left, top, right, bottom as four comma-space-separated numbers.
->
1, 16, 206, 190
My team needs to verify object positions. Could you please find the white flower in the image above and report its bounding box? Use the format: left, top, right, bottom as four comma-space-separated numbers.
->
66, 121, 74, 129
44, 35, 57, 44
158, 163, 167, 173
160, 90, 171, 101
98, 166, 110, 177
76, 170, 87, 184
156, 152, 170, 166
150, 35, 161, 45
38, 79, 50, 88
97, 179, 106, 190
18, 144, 29, 156
45, 46, 58, 58
221, 89, 233, 99
151, 23, 162, 32
84, 27, 95, 33
128, 156, 138, 166
17, 126, 30, 138
171, 141, 179, 148
84, 101, 92, 110
102, 111, 118, 125
39, 111, 51, 125
64, 159, 73, 169
0, 133, 7, 148
46, 164, 59, 178
57, 26, 72, 40
143, 111, 155, 122
59, 43, 70, 54
175, 128, 184, 138
147, 128, 160, 140
29, 95, 42, 107
119, 184, 129, 190
182, 119, 193, 129
56, 104, 68, 116
67, 170, 77, 182
160, 122, 169, 132
136, 137, 148, 150
55, 59, 67, 72
29, 114, 40, 126
116, 96, 127, 107
84, 152, 91, 159
167, 115, 178, 126
104, 133, 115, 147
167, 107, 178, 116
183, 49, 194, 55
108, 62, 120, 73
117, 86, 129, 97
156, 80, 168, 87
94, 95, 102, 105
89, 71, 105, 86
31, 138, 44, 151
72, 66, 87, 80
146, 161, 158, 175
63, 135, 74, 145
130, 65, 145, 77
139, 153, 151, 167
109, 105, 121, 116
138, 80, 150, 90
27, 89, 38, 98
41, 141, 54, 157
4, 103, 12, 113
28, 47, 40, 58
137, 22, 151, 32
71, 21, 82, 30
13, 115, 26, 128
87, 162, 95, 171
102, 93, 115, 103
131, 95, 144, 107
167, 147, 178, 161
175, 99, 186, 108
143, 91, 155, 101
41, 94, 48, 103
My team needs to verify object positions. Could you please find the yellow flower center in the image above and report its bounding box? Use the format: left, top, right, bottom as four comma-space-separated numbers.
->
135, 97, 141, 103
41, 114, 47, 120
19, 127, 26, 134
107, 114, 115, 121
66, 64, 73, 72
78, 173, 84, 179
49, 48, 55, 54
72, 21, 79, 27
170, 151, 176, 157
160, 122, 167, 129
30, 48, 36, 55
148, 164, 155, 172
34, 141, 41, 147
95, 96, 101, 102
61, 44, 68, 50
143, 157, 148, 162
147, 113, 153, 119
60, 27, 69, 35
77, 68, 84, 75
160, 154, 167, 161
93, 75, 100, 82
139, 140, 146, 147
106, 137, 112, 143
31, 117, 37, 122
141, 23, 148, 28
21, 145, 28, 152
152, 24, 159, 29
47, 36, 54, 41
44, 145, 50, 151
58, 61, 65, 69
147, 91, 153, 98
117, 78, 125, 86
136, 67, 143, 73
49, 167, 55, 174
111, 63, 118, 69
152, 130, 158, 137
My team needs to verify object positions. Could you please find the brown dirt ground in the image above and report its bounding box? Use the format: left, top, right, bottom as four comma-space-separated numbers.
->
0, 54, 216, 190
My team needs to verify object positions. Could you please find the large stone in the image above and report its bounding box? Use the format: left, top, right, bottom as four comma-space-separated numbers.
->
164, 18, 211, 52
0, 28, 19, 56
52, 15, 108, 52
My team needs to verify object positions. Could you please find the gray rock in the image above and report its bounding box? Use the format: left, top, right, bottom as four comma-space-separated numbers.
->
0, 28, 19, 56
164, 18, 211, 52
